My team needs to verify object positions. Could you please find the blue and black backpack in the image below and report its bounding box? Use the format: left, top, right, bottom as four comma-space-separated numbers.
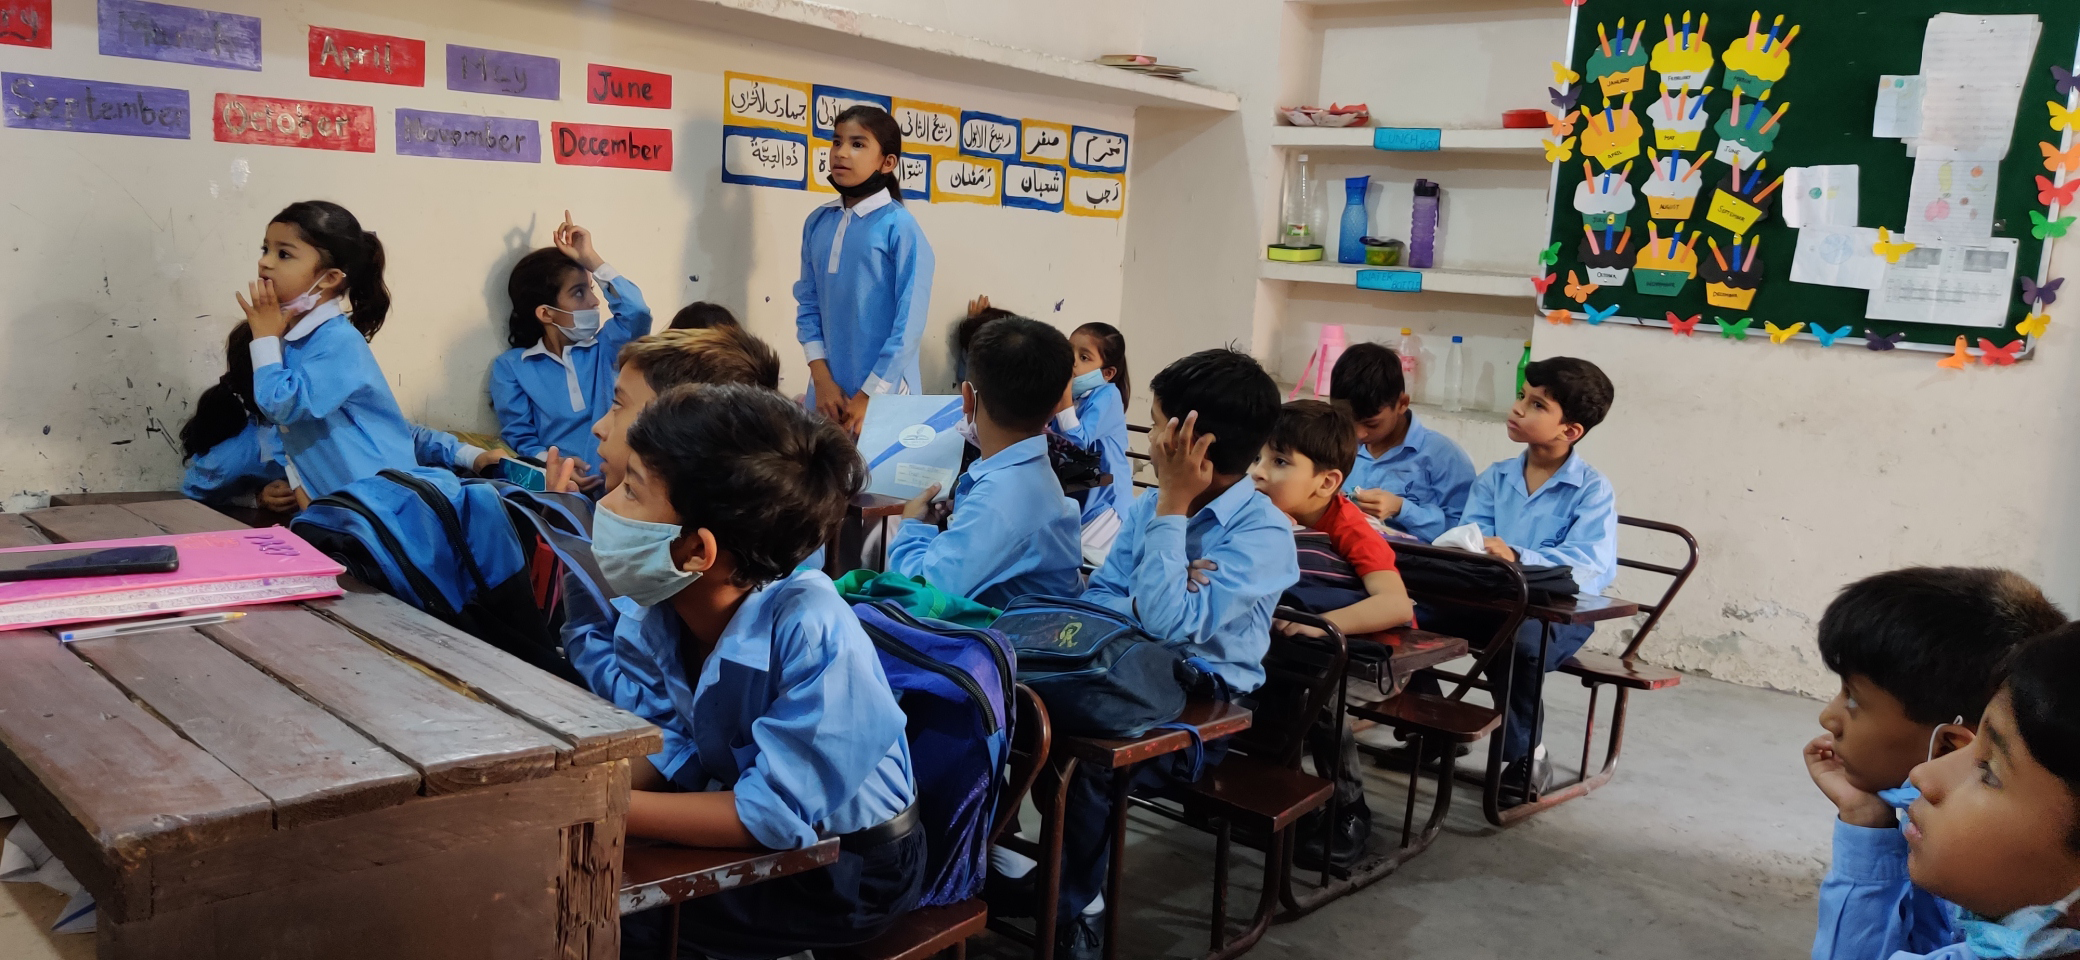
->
991, 595, 1193, 740
851, 600, 1015, 907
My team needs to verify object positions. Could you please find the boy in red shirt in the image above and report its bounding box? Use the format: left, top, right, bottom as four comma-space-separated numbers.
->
1250, 399, 1416, 869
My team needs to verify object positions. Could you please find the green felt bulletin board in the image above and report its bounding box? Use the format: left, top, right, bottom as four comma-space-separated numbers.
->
1539, 1, 2080, 354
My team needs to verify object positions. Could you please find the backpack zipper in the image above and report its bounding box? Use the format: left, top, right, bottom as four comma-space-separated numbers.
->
313, 490, 457, 618
860, 619, 999, 736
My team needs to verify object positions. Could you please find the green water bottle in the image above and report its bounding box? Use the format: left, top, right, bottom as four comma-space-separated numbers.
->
1515, 341, 1532, 398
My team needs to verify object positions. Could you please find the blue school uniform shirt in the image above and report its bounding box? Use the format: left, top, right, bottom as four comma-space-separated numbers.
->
1343, 413, 1477, 543
887, 434, 1083, 609
1813, 784, 1960, 960
563, 570, 916, 851
489, 264, 653, 470
1083, 479, 1299, 695
194, 420, 487, 504
793, 192, 935, 399
1461, 451, 1619, 596
1055, 381, 1133, 526
249, 300, 421, 500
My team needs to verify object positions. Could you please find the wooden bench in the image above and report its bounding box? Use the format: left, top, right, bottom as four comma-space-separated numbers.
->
0, 500, 660, 959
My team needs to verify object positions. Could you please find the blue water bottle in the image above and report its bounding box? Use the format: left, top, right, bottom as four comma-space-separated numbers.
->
1338, 176, 1371, 264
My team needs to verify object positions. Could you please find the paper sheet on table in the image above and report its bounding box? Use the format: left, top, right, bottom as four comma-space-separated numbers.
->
1912, 13, 2041, 161
1792, 226, 1887, 290
1905, 158, 2000, 241
1784, 166, 1861, 228
1875, 76, 1926, 140
1865, 236, 2020, 327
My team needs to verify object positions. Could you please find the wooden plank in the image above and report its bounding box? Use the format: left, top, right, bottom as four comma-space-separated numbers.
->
200, 607, 561, 793
0, 513, 53, 547
313, 587, 662, 767
48, 492, 184, 507
558, 759, 629, 959
72, 628, 421, 829
120, 498, 252, 534
1057, 700, 1255, 769
149, 762, 608, 914
617, 838, 842, 916
24, 503, 174, 542
0, 631, 273, 921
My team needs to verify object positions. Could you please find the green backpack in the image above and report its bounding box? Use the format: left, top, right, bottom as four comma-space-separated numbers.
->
832, 569, 1002, 629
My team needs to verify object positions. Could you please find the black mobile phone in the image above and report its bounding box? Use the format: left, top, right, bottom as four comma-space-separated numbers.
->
0, 544, 181, 582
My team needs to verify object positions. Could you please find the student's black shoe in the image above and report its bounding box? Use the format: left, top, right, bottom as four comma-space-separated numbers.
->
1057, 912, 1104, 960
1293, 800, 1373, 874
982, 867, 1036, 919
1498, 755, 1554, 808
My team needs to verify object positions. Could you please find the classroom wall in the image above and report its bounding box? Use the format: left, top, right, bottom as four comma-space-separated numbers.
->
0, 0, 1134, 509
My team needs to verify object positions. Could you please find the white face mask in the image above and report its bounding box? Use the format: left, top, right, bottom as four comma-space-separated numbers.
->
282, 272, 340, 319
592, 499, 701, 607
548, 306, 603, 346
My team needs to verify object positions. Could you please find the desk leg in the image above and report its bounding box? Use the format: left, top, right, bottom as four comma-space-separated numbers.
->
1102, 760, 1138, 960
1032, 757, 1075, 960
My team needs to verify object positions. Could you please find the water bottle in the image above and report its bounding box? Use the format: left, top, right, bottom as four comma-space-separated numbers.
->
1338, 176, 1371, 264
1442, 336, 1465, 413
1515, 341, 1532, 399
1282, 154, 1321, 249
1410, 179, 1441, 269
1397, 327, 1420, 393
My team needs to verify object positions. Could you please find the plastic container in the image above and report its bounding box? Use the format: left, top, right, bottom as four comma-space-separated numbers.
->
1515, 341, 1532, 399
1410, 179, 1441, 269
1281, 153, 1322, 249
1338, 176, 1371, 264
1442, 335, 1465, 413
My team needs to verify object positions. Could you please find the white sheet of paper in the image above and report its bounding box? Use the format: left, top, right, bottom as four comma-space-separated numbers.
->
1791, 226, 1887, 290
1864, 236, 2020, 327
1784, 166, 1861, 228
1904, 158, 2001, 241
1913, 14, 2041, 161
1874, 76, 1926, 140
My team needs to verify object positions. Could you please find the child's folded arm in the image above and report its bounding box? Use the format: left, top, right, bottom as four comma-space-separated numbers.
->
249, 329, 364, 424
887, 517, 972, 596
627, 789, 759, 849
1323, 569, 1416, 636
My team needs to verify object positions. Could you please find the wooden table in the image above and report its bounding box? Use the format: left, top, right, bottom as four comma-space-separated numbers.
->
0, 499, 661, 960
618, 838, 840, 915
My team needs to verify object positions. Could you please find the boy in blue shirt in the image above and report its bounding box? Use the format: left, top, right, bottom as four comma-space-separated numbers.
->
1806, 567, 2064, 960
587, 384, 923, 959
1329, 343, 1476, 542
888, 315, 1082, 608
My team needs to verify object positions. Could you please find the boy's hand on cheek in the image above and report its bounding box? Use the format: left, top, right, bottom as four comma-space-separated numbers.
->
1152, 411, 1216, 516
1805, 734, 1896, 828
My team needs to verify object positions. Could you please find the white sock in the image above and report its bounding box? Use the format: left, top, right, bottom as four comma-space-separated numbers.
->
1532, 743, 1548, 762
990, 844, 1037, 879
1083, 892, 1105, 916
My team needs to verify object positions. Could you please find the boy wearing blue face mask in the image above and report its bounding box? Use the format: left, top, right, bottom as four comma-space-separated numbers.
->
1807, 568, 2066, 960
490, 212, 654, 493
1053, 321, 1134, 561
590, 383, 923, 958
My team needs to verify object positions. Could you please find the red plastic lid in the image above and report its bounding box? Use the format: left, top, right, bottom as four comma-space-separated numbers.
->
1501, 109, 1549, 128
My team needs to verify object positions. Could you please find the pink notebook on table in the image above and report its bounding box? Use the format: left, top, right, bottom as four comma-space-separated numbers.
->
0, 527, 345, 631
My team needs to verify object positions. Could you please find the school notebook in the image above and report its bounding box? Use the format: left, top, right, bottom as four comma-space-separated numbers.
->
0, 527, 345, 631
857, 395, 967, 501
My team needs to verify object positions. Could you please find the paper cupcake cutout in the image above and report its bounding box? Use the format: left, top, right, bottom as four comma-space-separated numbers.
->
1633, 221, 1700, 296
1650, 11, 1714, 91
1589, 20, 1651, 96
1722, 12, 1797, 99
1707, 157, 1782, 234
1583, 97, 1644, 166
1575, 162, 1637, 229
1650, 86, 1713, 150
1579, 225, 1637, 287
1644, 149, 1707, 219
1713, 90, 1789, 167
1702, 234, 1764, 310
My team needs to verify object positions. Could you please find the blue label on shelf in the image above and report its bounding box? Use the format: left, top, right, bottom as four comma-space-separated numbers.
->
1372, 127, 1442, 151
1355, 269, 1423, 293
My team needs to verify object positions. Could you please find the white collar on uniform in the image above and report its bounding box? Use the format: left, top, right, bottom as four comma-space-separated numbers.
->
821, 189, 893, 219
518, 338, 587, 412
284, 298, 347, 342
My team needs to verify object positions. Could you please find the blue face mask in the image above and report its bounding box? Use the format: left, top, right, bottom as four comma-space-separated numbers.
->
1071, 369, 1108, 399
592, 500, 700, 607
1957, 888, 2080, 959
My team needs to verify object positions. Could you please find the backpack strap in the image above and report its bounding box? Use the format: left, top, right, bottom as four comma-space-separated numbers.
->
380, 469, 494, 598
1147, 722, 1208, 782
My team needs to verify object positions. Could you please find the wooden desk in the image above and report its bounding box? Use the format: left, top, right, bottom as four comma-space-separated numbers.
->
825, 493, 909, 577
1528, 594, 1641, 626
0, 500, 661, 960
618, 839, 840, 915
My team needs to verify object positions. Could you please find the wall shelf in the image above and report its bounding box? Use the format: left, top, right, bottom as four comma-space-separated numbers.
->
599, 0, 1241, 111
1268, 125, 1548, 154
1261, 260, 1535, 299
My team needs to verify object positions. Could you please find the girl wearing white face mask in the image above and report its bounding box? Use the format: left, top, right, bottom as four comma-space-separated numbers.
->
490, 211, 655, 493
1052, 321, 1133, 561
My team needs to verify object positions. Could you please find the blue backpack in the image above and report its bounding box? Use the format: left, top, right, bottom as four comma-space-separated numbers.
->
991, 596, 1190, 740
291, 467, 585, 683
851, 601, 1014, 907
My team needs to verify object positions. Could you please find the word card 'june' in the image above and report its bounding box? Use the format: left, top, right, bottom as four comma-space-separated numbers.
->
587, 64, 670, 108
214, 93, 374, 152
99, 0, 260, 71
1, 0, 51, 49
4, 72, 190, 139
446, 43, 558, 101
308, 26, 425, 86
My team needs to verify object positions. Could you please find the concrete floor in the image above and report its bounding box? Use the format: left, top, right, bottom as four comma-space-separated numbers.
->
0, 673, 1834, 960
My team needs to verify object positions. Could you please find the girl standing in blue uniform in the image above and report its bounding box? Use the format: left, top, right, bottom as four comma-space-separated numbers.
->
491, 213, 654, 491
236, 201, 422, 505
1054, 322, 1134, 556
794, 105, 935, 431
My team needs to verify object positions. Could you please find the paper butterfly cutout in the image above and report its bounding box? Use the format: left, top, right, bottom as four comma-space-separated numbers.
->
2018, 312, 2052, 338
1553, 62, 1581, 86
2045, 141, 2080, 173
2051, 100, 2080, 133
1548, 110, 1581, 137
1532, 272, 1558, 294
1864, 330, 1904, 351
1809, 324, 1852, 347
1978, 339, 2025, 366
1583, 303, 1620, 325
1667, 312, 1702, 336
1936, 336, 1971, 369
2038, 175, 2080, 208
1539, 241, 1564, 267
1550, 86, 1582, 111
1545, 308, 1576, 325
2031, 211, 2075, 238
1766, 321, 1806, 344
1715, 316, 1754, 340
2022, 276, 2064, 307
1543, 137, 1578, 162
1873, 227, 1917, 264
1565, 271, 1600, 303
2057, 65, 2080, 98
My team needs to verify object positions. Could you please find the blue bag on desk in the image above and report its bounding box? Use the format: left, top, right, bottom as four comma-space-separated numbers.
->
853, 601, 1015, 907
992, 596, 1189, 739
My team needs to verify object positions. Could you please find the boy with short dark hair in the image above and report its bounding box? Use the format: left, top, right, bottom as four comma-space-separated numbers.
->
889, 315, 1083, 607
1329, 342, 1477, 542
667, 300, 741, 330
1806, 567, 2066, 960
546, 324, 782, 492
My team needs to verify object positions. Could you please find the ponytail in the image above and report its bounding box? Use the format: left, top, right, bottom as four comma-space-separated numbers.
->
180, 323, 266, 460
346, 232, 390, 339
832, 104, 906, 205
268, 200, 391, 340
